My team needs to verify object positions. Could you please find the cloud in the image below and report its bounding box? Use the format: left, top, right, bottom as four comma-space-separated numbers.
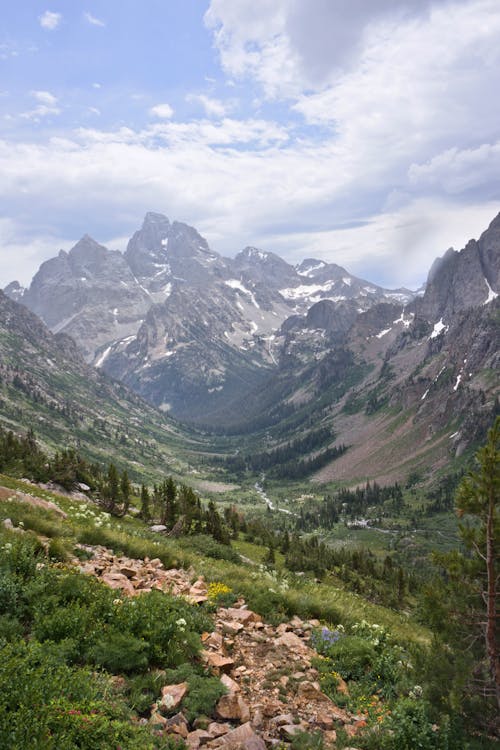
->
31, 90, 58, 106
186, 94, 229, 118
205, 0, 493, 99
83, 12, 105, 27
149, 103, 174, 119
0, 118, 496, 288
20, 91, 60, 120
0, 217, 68, 287
408, 141, 500, 196
39, 11, 62, 31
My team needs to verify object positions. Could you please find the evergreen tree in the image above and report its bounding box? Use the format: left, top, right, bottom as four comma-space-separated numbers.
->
456, 416, 499, 714
140, 484, 151, 521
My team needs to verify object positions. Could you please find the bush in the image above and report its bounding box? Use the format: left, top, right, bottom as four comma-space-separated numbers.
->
182, 535, 240, 563
356, 699, 460, 750
0, 640, 173, 749
327, 635, 376, 681
112, 591, 210, 669
90, 629, 149, 673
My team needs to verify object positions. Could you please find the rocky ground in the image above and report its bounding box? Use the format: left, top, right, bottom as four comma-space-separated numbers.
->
77, 545, 365, 749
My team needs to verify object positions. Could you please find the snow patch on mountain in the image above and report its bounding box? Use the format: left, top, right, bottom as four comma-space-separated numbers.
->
430, 318, 448, 339
483, 278, 498, 304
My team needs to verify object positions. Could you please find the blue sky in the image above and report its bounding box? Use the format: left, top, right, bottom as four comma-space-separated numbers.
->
1, 0, 500, 288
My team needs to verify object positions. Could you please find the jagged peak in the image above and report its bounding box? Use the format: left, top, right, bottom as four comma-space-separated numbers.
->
142, 211, 170, 227
426, 247, 456, 284
70, 234, 107, 252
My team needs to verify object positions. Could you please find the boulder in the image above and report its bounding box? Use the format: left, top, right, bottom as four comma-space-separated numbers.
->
101, 572, 135, 596
216, 722, 266, 750
165, 712, 189, 738
202, 651, 235, 673
216, 694, 250, 723
220, 673, 240, 695
220, 620, 244, 636
159, 682, 188, 712
275, 631, 310, 654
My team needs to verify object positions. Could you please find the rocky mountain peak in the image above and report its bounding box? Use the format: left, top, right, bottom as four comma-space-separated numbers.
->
295, 258, 327, 277
233, 246, 297, 288
67, 235, 112, 273
416, 219, 499, 324
3, 280, 25, 302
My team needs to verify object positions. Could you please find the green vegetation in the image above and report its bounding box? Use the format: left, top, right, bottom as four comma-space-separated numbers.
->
0, 417, 497, 747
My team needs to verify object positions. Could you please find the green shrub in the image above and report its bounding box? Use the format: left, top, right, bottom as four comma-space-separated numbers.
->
327, 635, 376, 681
290, 731, 325, 750
182, 534, 240, 563
0, 640, 180, 749
112, 590, 210, 668
126, 670, 166, 715
90, 629, 149, 673
356, 699, 460, 750
0, 533, 44, 577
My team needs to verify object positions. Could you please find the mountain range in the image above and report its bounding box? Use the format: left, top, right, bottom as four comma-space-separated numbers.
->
3, 210, 499, 484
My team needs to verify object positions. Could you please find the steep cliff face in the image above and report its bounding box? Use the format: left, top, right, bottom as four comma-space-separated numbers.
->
415, 213, 499, 324
15, 235, 151, 360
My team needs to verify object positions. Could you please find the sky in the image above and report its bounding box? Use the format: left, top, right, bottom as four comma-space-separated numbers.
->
1, 0, 499, 289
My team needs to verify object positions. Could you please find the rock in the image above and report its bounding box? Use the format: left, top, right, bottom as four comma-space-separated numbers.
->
216, 722, 266, 750
202, 651, 235, 673
165, 712, 189, 738
280, 725, 304, 740
159, 682, 188, 712
315, 711, 335, 730
186, 729, 212, 749
150, 710, 168, 728
221, 608, 262, 625
101, 572, 135, 596
220, 620, 244, 636
275, 631, 310, 654
220, 673, 240, 695
205, 631, 224, 650
208, 722, 231, 738
150, 524, 168, 533
269, 714, 295, 727
276, 623, 291, 635
262, 701, 282, 717
215, 694, 250, 723
119, 566, 138, 579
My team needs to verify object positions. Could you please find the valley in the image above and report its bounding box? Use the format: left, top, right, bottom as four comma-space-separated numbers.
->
0, 209, 498, 749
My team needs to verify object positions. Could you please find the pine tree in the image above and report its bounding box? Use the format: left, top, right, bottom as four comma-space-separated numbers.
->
140, 484, 151, 521
456, 416, 499, 713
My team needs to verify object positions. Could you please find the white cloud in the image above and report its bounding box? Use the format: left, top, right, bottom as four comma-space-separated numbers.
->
186, 94, 229, 118
149, 103, 174, 119
83, 12, 105, 27
31, 90, 58, 106
408, 141, 500, 195
20, 91, 60, 120
0, 218, 67, 287
39, 11, 62, 31
0, 121, 496, 289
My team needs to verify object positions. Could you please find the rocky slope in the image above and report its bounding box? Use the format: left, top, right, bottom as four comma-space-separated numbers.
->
205, 213, 499, 484
0, 290, 200, 478
76, 543, 364, 748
